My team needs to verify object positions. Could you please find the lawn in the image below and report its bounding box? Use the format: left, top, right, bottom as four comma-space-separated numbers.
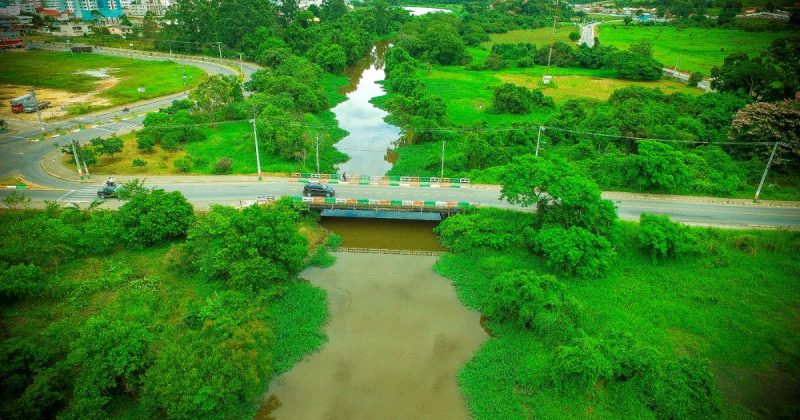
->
597, 23, 795, 74
82, 73, 351, 176
435, 212, 800, 419
483, 25, 578, 47
420, 65, 697, 126
0, 50, 205, 107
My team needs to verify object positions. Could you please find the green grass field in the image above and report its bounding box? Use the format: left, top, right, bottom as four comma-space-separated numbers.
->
0, 50, 205, 108
84, 73, 350, 176
419, 65, 697, 126
597, 23, 795, 74
484, 25, 578, 47
436, 213, 800, 418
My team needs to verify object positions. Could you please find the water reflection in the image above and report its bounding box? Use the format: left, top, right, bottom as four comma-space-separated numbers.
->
332, 43, 400, 176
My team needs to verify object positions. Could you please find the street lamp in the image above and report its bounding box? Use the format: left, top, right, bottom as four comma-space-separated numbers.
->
181, 69, 187, 97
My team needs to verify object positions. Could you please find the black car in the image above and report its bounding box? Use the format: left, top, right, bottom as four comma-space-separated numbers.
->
303, 183, 335, 197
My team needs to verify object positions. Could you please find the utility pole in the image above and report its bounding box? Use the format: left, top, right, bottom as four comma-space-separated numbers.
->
181, 69, 187, 97
544, 0, 559, 83
440, 140, 445, 178
216, 42, 222, 60
29, 89, 45, 132
315, 134, 320, 174
251, 118, 262, 181
535, 126, 543, 157
239, 52, 243, 74
82, 154, 90, 178
754, 142, 779, 202
70, 141, 84, 180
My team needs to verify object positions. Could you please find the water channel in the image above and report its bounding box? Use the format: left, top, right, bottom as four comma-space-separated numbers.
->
332, 7, 451, 177
258, 8, 480, 419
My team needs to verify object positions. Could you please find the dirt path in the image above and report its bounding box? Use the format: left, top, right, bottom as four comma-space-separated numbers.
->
260, 253, 487, 419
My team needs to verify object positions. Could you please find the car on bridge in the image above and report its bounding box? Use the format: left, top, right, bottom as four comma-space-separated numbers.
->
303, 183, 335, 197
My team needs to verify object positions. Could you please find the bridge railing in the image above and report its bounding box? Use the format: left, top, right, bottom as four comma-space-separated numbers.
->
290, 172, 471, 186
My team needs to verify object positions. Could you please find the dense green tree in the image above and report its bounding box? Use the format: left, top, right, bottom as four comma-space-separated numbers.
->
321, 0, 347, 20
491, 83, 554, 114
64, 317, 152, 418
189, 75, 242, 126
117, 189, 195, 247
89, 136, 123, 158
533, 226, 614, 278
609, 50, 663, 81
500, 156, 617, 236
634, 141, 692, 191
186, 201, 308, 291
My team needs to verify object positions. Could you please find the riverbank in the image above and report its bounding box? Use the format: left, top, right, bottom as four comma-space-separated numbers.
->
433, 208, 800, 418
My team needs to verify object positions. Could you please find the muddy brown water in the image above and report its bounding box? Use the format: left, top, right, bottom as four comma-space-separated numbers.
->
257, 219, 486, 419
320, 217, 443, 251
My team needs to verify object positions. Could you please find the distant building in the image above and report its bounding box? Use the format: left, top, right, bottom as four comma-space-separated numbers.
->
124, 0, 163, 16
0, 0, 21, 16
49, 21, 92, 35
106, 22, 130, 34
37, 0, 123, 21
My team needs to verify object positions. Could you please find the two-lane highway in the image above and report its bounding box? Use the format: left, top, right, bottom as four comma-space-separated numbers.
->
3, 179, 799, 230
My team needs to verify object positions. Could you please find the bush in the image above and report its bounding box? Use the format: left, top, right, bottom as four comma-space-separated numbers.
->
213, 157, 233, 174
568, 31, 580, 42
174, 157, 193, 173
647, 357, 720, 419
491, 83, 553, 114
136, 135, 156, 153
483, 270, 579, 341
117, 188, 195, 247
132, 158, 147, 167
638, 213, 695, 259
0, 263, 44, 298
534, 226, 614, 278
434, 208, 533, 252
688, 71, 704, 87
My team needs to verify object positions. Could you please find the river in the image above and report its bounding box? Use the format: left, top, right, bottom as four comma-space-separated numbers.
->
332, 7, 451, 177
332, 43, 400, 177
257, 218, 486, 419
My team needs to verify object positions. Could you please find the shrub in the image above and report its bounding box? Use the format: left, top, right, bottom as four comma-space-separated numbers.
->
638, 213, 695, 259
136, 135, 156, 153
132, 158, 147, 167
434, 208, 533, 252
647, 357, 720, 419
534, 226, 614, 278
688, 71, 704, 87
483, 270, 579, 341
569, 31, 580, 42
174, 157, 193, 173
117, 188, 195, 247
213, 157, 233, 174
0, 263, 44, 298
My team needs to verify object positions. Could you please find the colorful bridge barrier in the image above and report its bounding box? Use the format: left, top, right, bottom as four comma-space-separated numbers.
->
289, 196, 477, 210
289, 172, 470, 188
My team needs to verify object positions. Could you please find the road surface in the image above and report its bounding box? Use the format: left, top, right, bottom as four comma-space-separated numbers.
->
2, 179, 799, 230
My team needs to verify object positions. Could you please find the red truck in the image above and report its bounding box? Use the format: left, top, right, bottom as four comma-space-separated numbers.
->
0, 38, 24, 50
10, 94, 50, 114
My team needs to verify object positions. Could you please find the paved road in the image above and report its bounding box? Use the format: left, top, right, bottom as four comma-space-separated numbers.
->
579, 22, 599, 47
3, 180, 799, 230
0, 46, 260, 187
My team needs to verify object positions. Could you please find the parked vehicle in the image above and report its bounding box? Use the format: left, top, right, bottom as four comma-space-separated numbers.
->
303, 183, 335, 197
10, 94, 50, 113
